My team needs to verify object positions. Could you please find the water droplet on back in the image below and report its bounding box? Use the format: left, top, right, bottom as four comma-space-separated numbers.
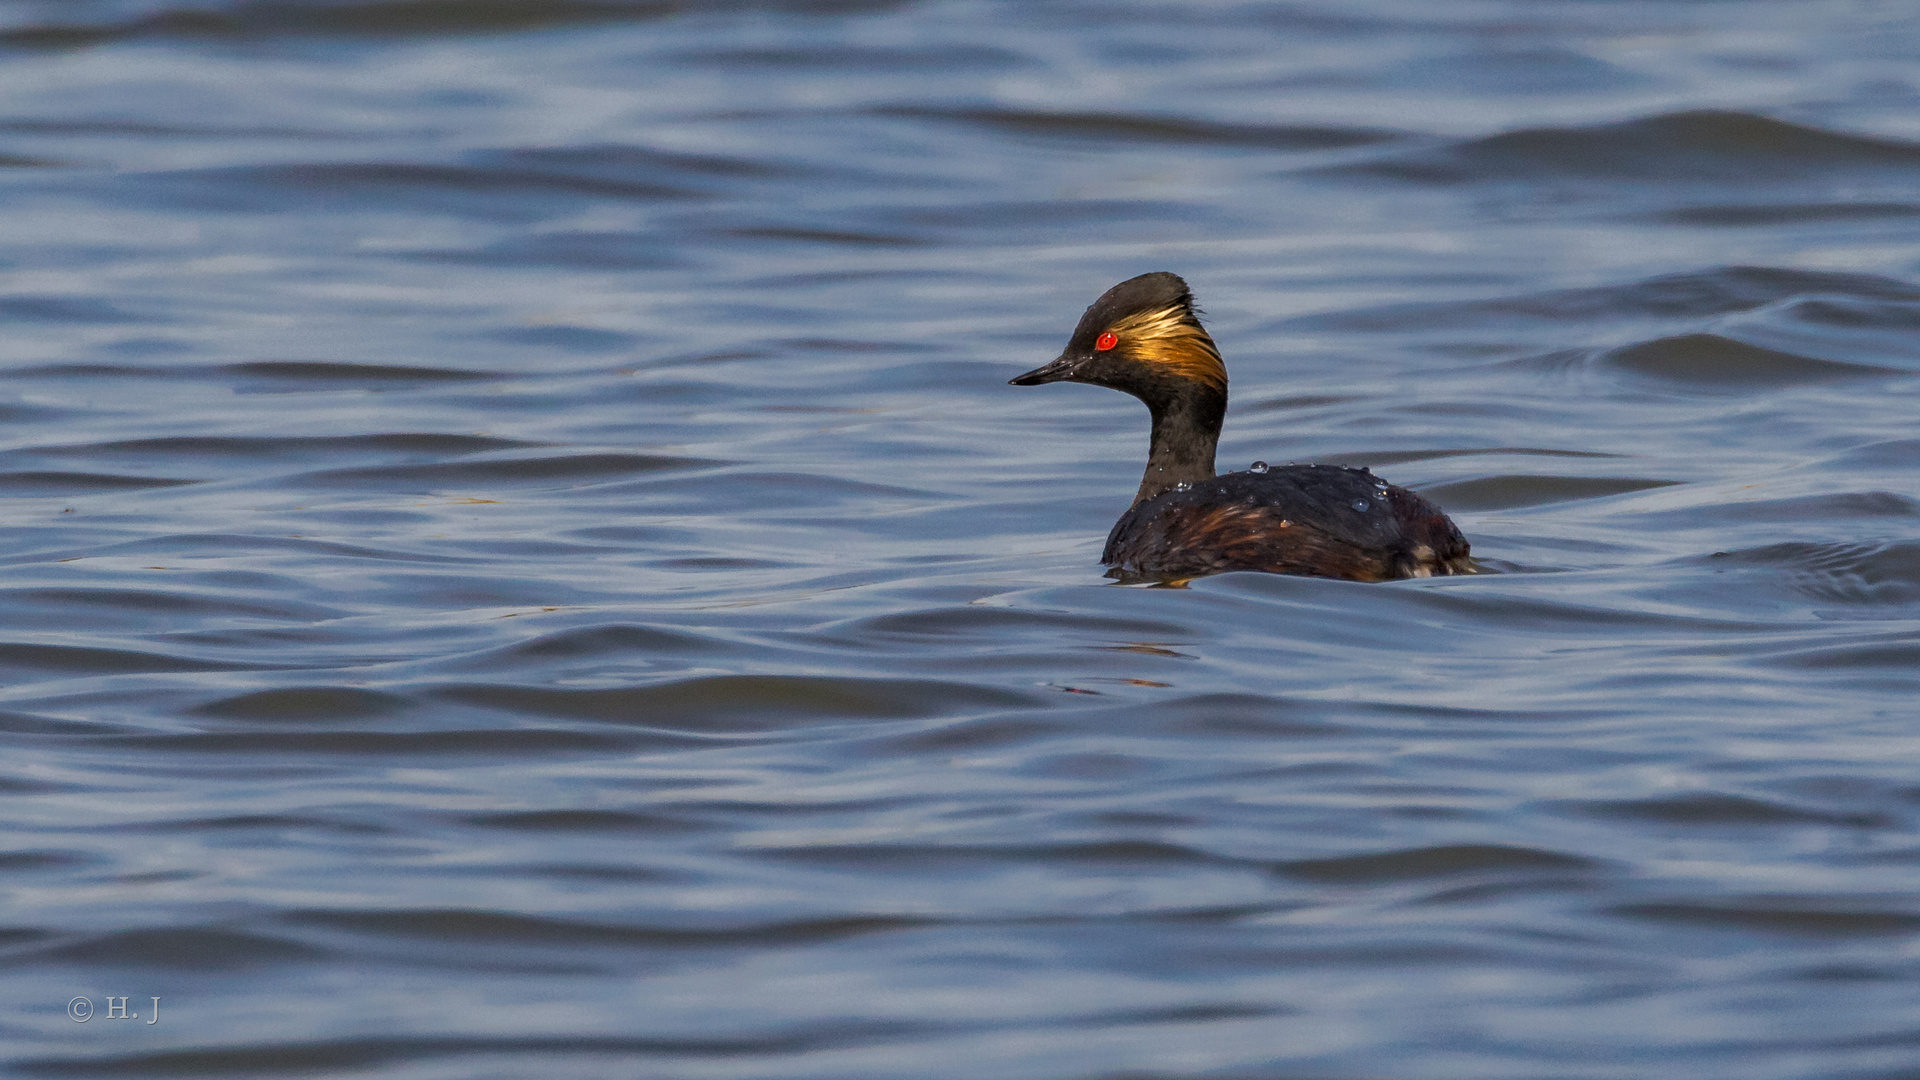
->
1175, 481, 1192, 492
1249, 461, 1268, 474
1352, 499, 1370, 512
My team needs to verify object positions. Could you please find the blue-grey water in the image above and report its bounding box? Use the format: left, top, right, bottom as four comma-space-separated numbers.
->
4, 2, 1920, 1077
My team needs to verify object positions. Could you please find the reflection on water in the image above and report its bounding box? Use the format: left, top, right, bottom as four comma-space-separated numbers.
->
3, 1, 1919, 1077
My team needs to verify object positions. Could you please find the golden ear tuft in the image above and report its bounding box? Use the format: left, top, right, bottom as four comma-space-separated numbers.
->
1109, 304, 1226, 390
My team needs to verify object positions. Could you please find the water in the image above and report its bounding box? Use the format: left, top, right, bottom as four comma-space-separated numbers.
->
3, 2, 1919, 1077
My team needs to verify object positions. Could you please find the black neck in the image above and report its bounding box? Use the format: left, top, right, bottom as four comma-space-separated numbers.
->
1135, 383, 1225, 506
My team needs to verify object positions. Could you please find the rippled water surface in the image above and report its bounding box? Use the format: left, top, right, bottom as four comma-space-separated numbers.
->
5, 2, 1920, 1077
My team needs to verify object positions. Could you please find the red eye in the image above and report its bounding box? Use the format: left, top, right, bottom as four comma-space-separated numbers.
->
1094, 331, 1118, 351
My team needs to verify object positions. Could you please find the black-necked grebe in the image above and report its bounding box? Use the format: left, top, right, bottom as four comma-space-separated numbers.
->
1011, 272, 1471, 583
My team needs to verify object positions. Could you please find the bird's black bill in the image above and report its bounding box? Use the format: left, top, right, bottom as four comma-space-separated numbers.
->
1009, 355, 1076, 386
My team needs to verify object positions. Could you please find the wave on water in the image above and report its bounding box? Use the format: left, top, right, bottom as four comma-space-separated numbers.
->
1288, 265, 1920, 332
6, 362, 503, 387
0, 470, 199, 494
1321, 109, 1920, 185
288, 451, 720, 491
8, 433, 536, 462
1597, 333, 1903, 391
1697, 541, 1920, 607
1417, 474, 1680, 512
136, 157, 730, 218
0, 0, 911, 50
437, 674, 1037, 730
875, 105, 1400, 151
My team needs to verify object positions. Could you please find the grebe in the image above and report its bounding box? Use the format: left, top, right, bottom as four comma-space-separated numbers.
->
1011, 272, 1471, 583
